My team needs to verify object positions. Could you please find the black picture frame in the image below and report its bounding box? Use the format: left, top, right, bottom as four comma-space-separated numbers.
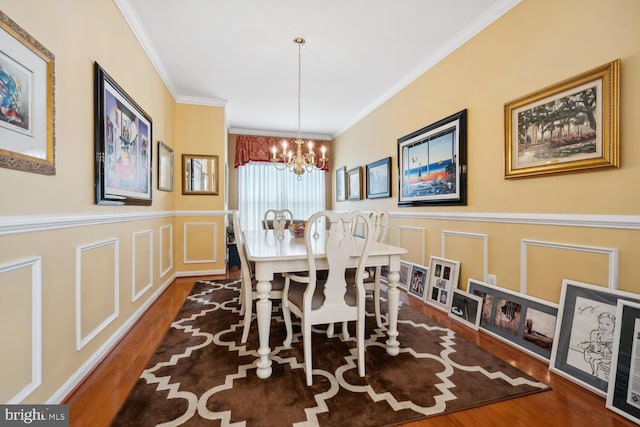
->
550, 279, 640, 397
606, 299, 640, 424
366, 157, 391, 199
94, 62, 152, 205
468, 278, 558, 361
397, 109, 467, 206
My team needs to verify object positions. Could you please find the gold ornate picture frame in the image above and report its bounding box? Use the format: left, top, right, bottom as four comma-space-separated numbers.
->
504, 59, 620, 179
0, 12, 55, 175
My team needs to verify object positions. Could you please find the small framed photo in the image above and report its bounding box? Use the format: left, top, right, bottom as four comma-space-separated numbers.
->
408, 263, 428, 299
550, 279, 640, 397
95, 62, 152, 205
157, 141, 173, 192
504, 59, 620, 178
397, 109, 467, 206
366, 157, 391, 199
468, 279, 558, 361
424, 256, 460, 312
0, 11, 55, 175
347, 166, 362, 201
449, 289, 483, 330
606, 299, 640, 424
398, 260, 412, 292
335, 166, 347, 202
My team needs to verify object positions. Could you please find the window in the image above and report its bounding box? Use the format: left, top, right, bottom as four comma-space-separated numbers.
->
238, 162, 326, 230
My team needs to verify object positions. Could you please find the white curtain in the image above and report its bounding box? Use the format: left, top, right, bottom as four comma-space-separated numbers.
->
238, 161, 326, 230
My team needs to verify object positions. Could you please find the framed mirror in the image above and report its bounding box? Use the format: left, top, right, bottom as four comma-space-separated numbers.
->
182, 154, 219, 195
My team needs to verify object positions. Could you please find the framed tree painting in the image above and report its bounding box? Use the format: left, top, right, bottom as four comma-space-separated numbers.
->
504, 59, 620, 178
397, 109, 467, 206
366, 156, 391, 199
0, 11, 56, 175
550, 279, 640, 397
94, 62, 152, 205
424, 256, 460, 311
606, 299, 640, 424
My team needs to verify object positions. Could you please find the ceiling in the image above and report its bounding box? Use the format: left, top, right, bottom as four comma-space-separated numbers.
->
117, 0, 519, 139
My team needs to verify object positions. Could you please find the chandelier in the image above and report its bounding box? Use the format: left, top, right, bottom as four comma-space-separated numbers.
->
271, 37, 327, 180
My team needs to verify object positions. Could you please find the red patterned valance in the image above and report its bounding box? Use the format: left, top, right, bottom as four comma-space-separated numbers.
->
235, 134, 329, 171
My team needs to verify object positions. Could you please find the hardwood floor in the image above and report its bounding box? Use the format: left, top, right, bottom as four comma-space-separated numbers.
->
63, 272, 635, 426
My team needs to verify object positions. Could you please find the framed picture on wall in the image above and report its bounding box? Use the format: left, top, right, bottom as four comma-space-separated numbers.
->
397, 109, 467, 206
424, 256, 460, 311
467, 279, 558, 361
347, 166, 362, 201
550, 279, 640, 397
606, 299, 640, 425
366, 157, 391, 199
504, 59, 620, 179
0, 11, 56, 176
94, 62, 153, 205
336, 166, 347, 202
158, 141, 173, 192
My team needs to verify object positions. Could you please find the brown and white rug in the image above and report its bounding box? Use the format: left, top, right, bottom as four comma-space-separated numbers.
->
112, 279, 550, 426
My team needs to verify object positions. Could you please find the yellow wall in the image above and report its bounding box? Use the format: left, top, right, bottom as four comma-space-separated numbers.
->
333, 0, 640, 298
0, 0, 227, 404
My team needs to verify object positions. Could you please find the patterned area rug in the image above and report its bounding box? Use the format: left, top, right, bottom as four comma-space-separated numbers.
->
112, 279, 550, 426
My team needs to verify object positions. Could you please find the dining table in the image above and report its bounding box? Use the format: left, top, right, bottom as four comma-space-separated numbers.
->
242, 228, 408, 379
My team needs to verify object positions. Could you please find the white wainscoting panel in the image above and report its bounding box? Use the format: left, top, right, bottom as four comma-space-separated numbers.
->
132, 230, 153, 302
159, 224, 173, 278
183, 222, 218, 264
396, 225, 426, 264
0, 257, 42, 403
520, 239, 619, 293
75, 239, 120, 351
441, 230, 489, 282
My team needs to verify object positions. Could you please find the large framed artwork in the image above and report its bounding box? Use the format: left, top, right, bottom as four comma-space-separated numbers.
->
606, 299, 640, 424
397, 109, 467, 206
424, 256, 460, 312
366, 157, 391, 199
550, 279, 640, 397
347, 166, 362, 201
504, 59, 620, 179
158, 141, 173, 192
94, 62, 152, 205
335, 166, 346, 202
0, 11, 55, 175
467, 279, 558, 361
449, 289, 483, 331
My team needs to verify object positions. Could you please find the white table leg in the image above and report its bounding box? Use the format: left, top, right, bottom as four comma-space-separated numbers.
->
255, 279, 272, 379
385, 270, 400, 356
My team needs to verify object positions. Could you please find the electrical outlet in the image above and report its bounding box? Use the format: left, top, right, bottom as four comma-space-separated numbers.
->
487, 274, 497, 285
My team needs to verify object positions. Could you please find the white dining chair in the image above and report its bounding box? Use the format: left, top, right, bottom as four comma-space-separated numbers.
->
262, 208, 294, 236
281, 210, 373, 386
364, 210, 389, 328
233, 210, 286, 344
